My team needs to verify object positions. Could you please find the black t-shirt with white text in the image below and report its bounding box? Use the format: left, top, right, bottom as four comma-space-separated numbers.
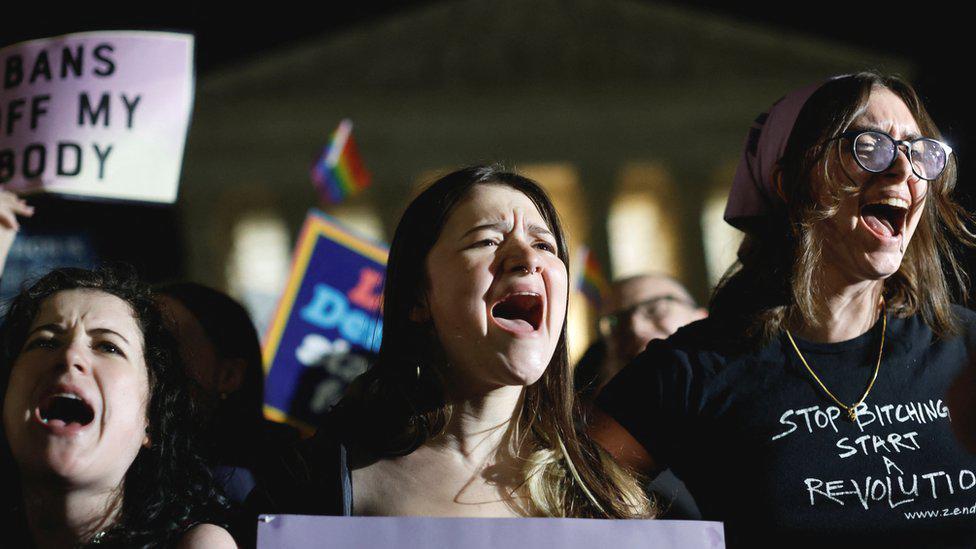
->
597, 307, 976, 548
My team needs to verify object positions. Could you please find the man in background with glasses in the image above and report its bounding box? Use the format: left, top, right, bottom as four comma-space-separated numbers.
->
577, 274, 707, 399
575, 273, 706, 520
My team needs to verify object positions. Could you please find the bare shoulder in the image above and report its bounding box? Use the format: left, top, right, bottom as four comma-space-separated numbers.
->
351, 459, 389, 514
352, 455, 421, 515
176, 523, 238, 549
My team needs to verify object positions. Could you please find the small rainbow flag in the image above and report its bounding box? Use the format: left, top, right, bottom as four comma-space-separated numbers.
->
310, 119, 372, 204
576, 246, 610, 310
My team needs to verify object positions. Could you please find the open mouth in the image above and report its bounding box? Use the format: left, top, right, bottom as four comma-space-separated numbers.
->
860, 197, 909, 239
491, 292, 544, 333
36, 393, 95, 429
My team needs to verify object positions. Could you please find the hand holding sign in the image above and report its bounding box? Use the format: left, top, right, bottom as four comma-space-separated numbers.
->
0, 190, 34, 273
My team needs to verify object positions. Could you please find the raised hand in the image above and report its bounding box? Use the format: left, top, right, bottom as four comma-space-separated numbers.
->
0, 190, 35, 275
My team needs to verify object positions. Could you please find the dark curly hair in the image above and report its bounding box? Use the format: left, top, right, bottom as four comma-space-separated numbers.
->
0, 266, 229, 548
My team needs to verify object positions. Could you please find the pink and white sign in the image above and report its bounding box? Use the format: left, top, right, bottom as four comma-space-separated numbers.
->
0, 31, 194, 204
256, 515, 726, 549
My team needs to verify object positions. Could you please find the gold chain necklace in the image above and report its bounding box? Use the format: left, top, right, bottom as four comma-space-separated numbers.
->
784, 305, 886, 422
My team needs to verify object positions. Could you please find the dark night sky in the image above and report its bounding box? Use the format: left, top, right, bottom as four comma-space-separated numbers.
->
2, 2, 971, 283
0, 3, 428, 72
0, 3, 959, 75
3, 2, 965, 146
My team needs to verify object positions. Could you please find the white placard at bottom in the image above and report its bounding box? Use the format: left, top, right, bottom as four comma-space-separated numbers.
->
257, 515, 725, 549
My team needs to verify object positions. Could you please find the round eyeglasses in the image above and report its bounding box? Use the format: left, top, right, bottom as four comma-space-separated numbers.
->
834, 130, 953, 181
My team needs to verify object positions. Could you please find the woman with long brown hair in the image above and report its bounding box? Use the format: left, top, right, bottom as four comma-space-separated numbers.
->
592, 73, 976, 546
259, 165, 649, 519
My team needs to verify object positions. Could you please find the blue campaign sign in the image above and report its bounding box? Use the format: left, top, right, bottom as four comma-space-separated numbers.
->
262, 210, 387, 432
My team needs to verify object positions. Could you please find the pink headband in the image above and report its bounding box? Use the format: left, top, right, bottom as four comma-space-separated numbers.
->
724, 80, 827, 231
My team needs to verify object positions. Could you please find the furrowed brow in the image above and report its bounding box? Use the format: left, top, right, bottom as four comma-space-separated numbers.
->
460, 222, 508, 240
528, 224, 554, 238
88, 328, 130, 345
27, 323, 65, 337
850, 122, 923, 141
849, 123, 883, 132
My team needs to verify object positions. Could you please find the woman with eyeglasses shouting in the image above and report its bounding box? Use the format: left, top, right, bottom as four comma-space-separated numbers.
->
590, 73, 976, 547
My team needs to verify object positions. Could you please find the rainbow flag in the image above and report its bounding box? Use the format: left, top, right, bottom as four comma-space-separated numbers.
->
576, 246, 609, 309
310, 119, 372, 204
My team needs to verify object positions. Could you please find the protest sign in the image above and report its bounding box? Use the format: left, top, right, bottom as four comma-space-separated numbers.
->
257, 515, 726, 549
0, 31, 194, 203
263, 210, 386, 431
